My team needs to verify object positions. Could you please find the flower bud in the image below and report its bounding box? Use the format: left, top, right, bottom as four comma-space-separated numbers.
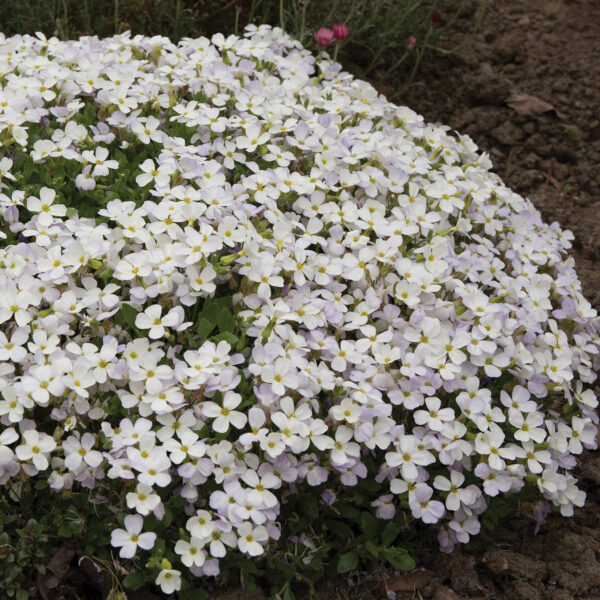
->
314, 27, 334, 48
3, 205, 18, 224
332, 23, 349, 40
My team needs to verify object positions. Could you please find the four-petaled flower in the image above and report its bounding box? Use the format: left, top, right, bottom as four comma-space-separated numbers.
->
110, 514, 157, 559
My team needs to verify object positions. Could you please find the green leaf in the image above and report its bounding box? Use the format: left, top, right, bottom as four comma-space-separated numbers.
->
195, 317, 215, 339
383, 547, 415, 571
179, 588, 208, 600
283, 588, 295, 600
325, 519, 353, 541
337, 551, 359, 573
360, 511, 377, 536
114, 303, 139, 329
339, 504, 361, 520
305, 496, 319, 519
23, 158, 34, 181
381, 522, 398, 546
57, 525, 71, 537
353, 491, 365, 504
217, 306, 235, 333
365, 540, 380, 559
200, 299, 220, 323
161, 508, 173, 529
123, 571, 146, 591
209, 331, 239, 345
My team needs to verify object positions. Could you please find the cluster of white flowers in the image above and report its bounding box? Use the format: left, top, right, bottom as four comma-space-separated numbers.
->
0, 26, 598, 592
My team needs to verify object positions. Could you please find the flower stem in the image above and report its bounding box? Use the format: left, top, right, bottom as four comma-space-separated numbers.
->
114, 0, 119, 35
300, 1, 308, 42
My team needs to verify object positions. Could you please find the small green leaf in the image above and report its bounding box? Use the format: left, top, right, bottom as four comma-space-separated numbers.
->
217, 306, 235, 333
283, 587, 295, 600
123, 571, 146, 591
325, 519, 353, 540
337, 551, 359, 573
199, 298, 221, 323
360, 511, 377, 536
339, 504, 361, 520
365, 540, 380, 558
305, 496, 319, 519
383, 547, 415, 571
195, 317, 215, 339
209, 331, 239, 345
179, 588, 208, 600
114, 303, 139, 329
57, 525, 71, 538
381, 522, 398, 546
23, 158, 34, 180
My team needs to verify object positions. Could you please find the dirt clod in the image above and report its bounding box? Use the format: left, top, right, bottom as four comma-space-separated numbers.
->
433, 585, 464, 600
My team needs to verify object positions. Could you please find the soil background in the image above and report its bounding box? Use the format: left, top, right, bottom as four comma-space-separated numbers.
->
347, 1, 600, 599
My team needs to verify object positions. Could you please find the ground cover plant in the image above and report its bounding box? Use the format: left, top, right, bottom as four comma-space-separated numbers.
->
0, 23, 598, 600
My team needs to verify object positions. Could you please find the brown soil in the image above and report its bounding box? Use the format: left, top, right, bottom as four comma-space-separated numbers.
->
401, 0, 600, 309
366, 1, 600, 599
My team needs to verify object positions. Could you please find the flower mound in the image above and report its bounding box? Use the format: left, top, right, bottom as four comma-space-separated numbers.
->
0, 26, 599, 592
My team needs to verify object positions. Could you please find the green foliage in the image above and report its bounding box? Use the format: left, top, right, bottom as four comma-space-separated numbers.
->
0, 0, 487, 99
0, 482, 114, 598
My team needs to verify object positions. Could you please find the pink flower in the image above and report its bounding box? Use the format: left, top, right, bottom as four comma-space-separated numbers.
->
332, 23, 350, 40
314, 27, 334, 48
408, 36, 417, 48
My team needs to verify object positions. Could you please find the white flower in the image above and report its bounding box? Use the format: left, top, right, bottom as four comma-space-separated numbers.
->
15, 429, 56, 471
330, 398, 361, 424
156, 569, 181, 594
414, 396, 455, 432
433, 470, 475, 511
135, 304, 183, 339
386, 435, 435, 480
186, 510, 214, 539
236, 124, 269, 152
136, 158, 174, 187
475, 428, 515, 470
126, 484, 162, 516
110, 514, 156, 559
330, 426, 360, 465
26, 187, 66, 217
174, 538, 207, 568
236, 522, 269, 556
568, 417, 596, 454
202, 391, 247, 433
0, 428, 19, 465
62, 433, 103, 471
0, 327, 29, 362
